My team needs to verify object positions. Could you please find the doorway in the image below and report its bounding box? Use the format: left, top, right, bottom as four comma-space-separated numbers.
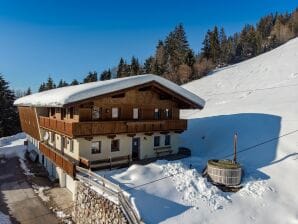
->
132, 137, 140, 160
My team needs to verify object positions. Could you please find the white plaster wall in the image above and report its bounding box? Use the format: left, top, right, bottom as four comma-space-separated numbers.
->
63, 138, 80, 160
138, 132, 179, 159
77, 135, 131, 161
66, 174, 77, 199
76, 132, 180, 161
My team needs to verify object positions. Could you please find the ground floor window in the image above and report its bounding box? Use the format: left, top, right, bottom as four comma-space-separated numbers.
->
91, 141, 101, 154
61, 136, 67, 149
154, 136, 160, 147
111, 139, 120, 152
69, 139, 74, 153
50, 132, 55, 143
165, 135, 171, 146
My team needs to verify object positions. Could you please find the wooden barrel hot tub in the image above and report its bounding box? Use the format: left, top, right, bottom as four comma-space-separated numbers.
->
207, 159, 242, 186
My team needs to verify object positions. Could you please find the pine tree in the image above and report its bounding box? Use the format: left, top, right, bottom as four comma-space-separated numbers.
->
219, 27, 231, 65
39, 82, 46, 92
210, 26, 221, 64
83, 71, 98, 83
45, 76, 56, 90
25, 87, 32, 95
239, 25, 258, 59
143, 57, 156, 74
201, 30, 212, 59
117, 58, 129, 78
164, 24, 191, 71
57, 79, 69, 88
70, 79, 79, 85
0, 75, 21, 137
100, 69, 112, 81
130, 56, 141, 75
185, 50, 196, 67
154, 41, 167, 75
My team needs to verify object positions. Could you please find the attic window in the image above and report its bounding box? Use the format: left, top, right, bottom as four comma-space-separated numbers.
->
112, 93, 125, 98
160, 94, 171, 100
138, 86, 151, 91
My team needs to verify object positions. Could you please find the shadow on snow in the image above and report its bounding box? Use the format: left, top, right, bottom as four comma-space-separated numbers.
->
181, 113, 282, 180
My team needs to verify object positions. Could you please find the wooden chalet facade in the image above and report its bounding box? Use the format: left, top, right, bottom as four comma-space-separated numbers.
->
14, 74, 204, 193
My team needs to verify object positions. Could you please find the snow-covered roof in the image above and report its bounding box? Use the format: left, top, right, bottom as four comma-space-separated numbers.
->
14, 74, 205, 108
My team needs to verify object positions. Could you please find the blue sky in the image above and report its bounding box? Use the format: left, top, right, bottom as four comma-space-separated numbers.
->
1, 0, 298, 91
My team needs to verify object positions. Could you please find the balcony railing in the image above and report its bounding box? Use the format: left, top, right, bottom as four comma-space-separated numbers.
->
39, 116, 187, 137
39, 142, 76, 178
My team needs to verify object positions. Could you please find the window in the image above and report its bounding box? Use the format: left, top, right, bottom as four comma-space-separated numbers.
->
92, 106, 101, 120
69, 107, 74, 119
111, 139, 120, 152
133, 108, 139, 119
165, 135, 171, 146
69, 139, 74, 153
91, 141, 101, 154
61, 108, 66, 120
50, 108, 55, 116
165, 108, 172, 119
61, 136, 67, 149
112, 107, 119, 119
154, 108, 160, 119
56, 108, 61, 114
50, 132, 55, 143
154, 136, 160, 147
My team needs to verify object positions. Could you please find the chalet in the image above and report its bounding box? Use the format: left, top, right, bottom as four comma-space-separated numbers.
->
14, 74, 205, 195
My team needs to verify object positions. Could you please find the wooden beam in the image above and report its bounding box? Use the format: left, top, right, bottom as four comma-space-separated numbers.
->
107, 134, 116, 139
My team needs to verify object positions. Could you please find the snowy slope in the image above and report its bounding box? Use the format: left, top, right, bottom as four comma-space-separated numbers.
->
99, 38, 298, 224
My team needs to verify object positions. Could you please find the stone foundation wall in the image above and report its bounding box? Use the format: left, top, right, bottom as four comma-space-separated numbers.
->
73, 182, 128, 224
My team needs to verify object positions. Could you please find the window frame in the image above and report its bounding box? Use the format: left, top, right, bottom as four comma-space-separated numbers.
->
61, 136, 67, 149
165, 108, 172, 119
50, 108, 55, 116
69, 107, 74, 119
69, 139, 74, 153
50, 132, 55, 143
91, 141, 101, 154
154, 136, 160, 147
165, 135, 171, 146
133, 108, 139, 119
154, 108, 160, 120
111, 139, 120, 152
112, 107, 119, 119
92, 106, 102, 120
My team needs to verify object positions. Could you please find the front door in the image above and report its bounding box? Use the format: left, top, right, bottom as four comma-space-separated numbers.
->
132, 137, 140, 160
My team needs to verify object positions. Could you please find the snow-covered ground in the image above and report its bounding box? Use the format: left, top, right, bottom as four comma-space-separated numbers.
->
99, 38, 298, 223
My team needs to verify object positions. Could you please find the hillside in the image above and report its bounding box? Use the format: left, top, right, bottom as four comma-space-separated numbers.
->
99, 38, 298, 223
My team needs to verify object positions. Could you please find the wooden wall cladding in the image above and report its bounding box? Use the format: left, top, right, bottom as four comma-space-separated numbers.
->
18, 106, 40, 140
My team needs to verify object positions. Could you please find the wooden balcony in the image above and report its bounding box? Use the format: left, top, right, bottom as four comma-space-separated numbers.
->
39, 116, 187, 137
39, 142, 76, 178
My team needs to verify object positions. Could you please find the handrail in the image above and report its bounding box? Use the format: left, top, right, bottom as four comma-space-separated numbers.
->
76, 166, 142, 224
39, 116, 187, 137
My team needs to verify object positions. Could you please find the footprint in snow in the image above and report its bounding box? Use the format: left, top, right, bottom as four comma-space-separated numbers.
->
239, 91, 252, 99
290, 73, 298, 78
